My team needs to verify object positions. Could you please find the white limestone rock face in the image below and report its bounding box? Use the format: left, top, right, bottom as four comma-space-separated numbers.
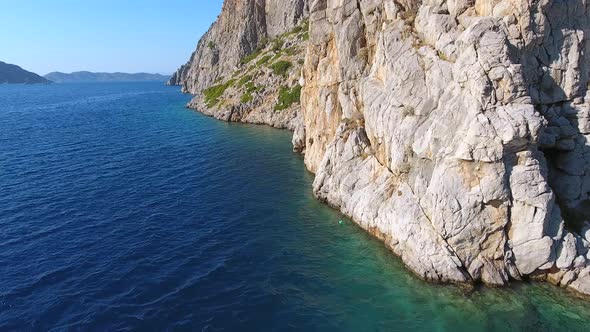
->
265, 0, 310, 38
556, 232, 577, 269
569, 267, 590, 294
300, 0, 590, 295
175, 0, 590, 298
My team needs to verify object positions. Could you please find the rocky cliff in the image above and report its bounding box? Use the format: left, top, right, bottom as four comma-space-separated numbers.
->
169, 0, 310, 129
174, 0, 590, 297
168, 0, 309, 93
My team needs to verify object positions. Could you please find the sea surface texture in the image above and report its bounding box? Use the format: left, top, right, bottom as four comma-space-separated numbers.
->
1, 82, 589, 331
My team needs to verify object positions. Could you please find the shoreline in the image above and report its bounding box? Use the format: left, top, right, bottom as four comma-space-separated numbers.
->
183, 98, 590, 301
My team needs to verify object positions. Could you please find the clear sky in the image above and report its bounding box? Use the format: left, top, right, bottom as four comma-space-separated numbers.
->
0, 0, 224, 75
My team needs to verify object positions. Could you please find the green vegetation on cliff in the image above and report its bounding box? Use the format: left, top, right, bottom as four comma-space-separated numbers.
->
240, 82, 264, 103
271, 61, 292, 77
201, 19, 309, 112
274, 84, 301, 111
241, 49, 263, 65
256, 55, 273, 67
203, 79, 235, 107
238, 75, 252, 87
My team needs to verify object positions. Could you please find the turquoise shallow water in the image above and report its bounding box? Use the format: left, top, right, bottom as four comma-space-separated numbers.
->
0, 82, 589, 331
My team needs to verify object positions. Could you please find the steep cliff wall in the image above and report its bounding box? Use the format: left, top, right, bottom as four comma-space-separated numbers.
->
168, 0, 310, 129
174, 0, 590, 297
297, 0, 590, 295
168, 0, 309, 94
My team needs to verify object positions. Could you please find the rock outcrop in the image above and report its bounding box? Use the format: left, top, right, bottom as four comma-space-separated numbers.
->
173, 0, 590, 298
185, 22, 309, 130
169, 0, 310, 129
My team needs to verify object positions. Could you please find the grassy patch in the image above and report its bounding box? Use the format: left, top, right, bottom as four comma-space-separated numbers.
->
258, 37, 269, 49
203, 79, 235, 108
238, 75, 252, 87
301, 19, 309, 32
271, 60, 292, 76
272, 39, 284, 52
293, 20, 309, 35
245, 82, 263, 94
291, 25, 303, 34
270, 52, 283, 63
240, 49, 263, 65
240, 37, 271, 65
241, 92, 254, 103
280, 19, 309, 39
256, 55, 273, 67
284, 47, 298, 56
208, 41, 216, 50
240, 82, 264, 104
274, 84, 301, 111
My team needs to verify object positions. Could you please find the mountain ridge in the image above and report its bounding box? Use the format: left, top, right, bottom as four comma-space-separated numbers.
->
0, 61, 52, 84
45, 71, 170, 83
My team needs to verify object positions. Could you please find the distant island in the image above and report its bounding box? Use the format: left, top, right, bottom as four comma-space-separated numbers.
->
45, 71, 170, 83
0, 61, 52, 84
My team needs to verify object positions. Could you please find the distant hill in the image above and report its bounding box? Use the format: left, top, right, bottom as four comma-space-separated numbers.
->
0, 61, 52, 84
44, 71, 170, 83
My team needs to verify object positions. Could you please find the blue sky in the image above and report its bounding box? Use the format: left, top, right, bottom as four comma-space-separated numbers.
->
0, 0, 224, 75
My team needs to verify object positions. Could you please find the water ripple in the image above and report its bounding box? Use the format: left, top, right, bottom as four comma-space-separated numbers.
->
1, 83, 590, 331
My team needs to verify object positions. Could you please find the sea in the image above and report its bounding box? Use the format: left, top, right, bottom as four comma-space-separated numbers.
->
1, 82, 589, 331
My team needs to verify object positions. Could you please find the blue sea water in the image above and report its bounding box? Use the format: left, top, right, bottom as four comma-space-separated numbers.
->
0, 82, 589, 331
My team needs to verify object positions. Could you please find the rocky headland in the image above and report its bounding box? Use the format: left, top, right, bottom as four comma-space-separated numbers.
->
170, 0, 590, 298
0, 61, 51, 84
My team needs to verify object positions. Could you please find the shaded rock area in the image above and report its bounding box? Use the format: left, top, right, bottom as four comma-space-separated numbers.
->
171, 0, 590, 298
